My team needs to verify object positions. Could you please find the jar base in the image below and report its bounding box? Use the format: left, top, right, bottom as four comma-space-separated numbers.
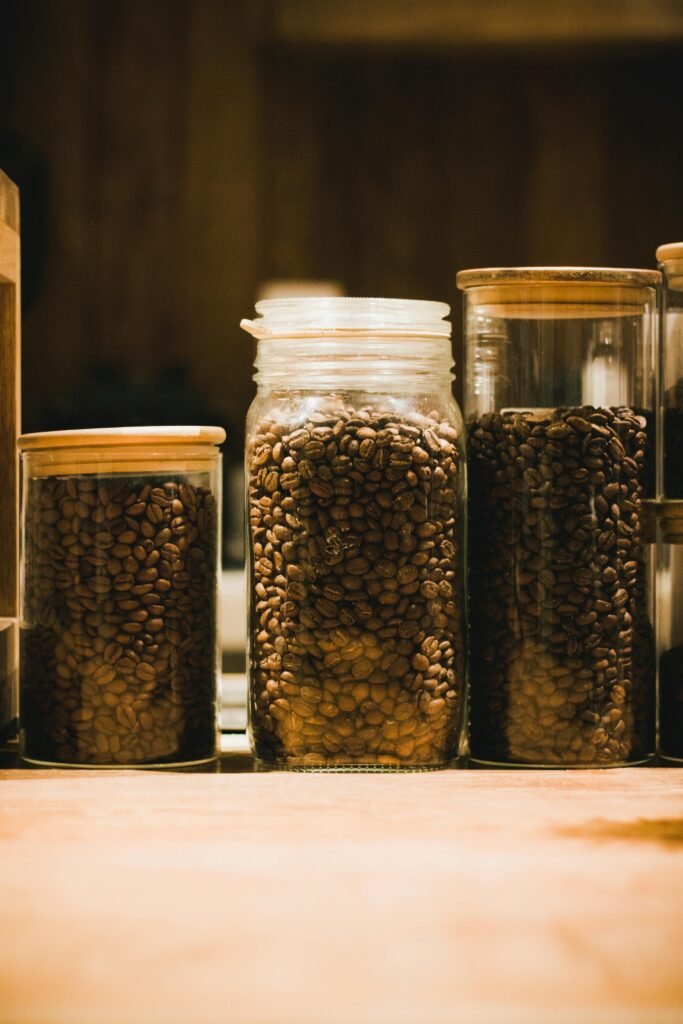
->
254, 758, 455, 773
469, 755, 655, 770
21, 754, 217, 771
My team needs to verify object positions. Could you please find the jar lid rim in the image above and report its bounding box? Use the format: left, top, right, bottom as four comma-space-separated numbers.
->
456, 266, 661, 289
244, 296, 452, 338
17, 425, 226, 451
656, 242, 683, 263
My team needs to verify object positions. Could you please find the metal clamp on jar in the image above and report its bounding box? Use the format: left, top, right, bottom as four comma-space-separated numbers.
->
241, 297, 466, 770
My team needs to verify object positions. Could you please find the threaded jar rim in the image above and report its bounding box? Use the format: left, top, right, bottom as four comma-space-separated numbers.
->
241, 296, 451, 339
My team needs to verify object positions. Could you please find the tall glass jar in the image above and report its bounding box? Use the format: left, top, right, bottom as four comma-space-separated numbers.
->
457, 268, 659, 767
241, 298, 466, 769
18, 427, 224, 768
656, 243, 683, 762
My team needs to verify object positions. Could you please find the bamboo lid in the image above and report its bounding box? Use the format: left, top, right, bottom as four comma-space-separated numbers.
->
656, 244, 683, 290
17, 427, 226, 477
656, 243, 683, 263
456, 266, 661, 289
456, 266, 660, 319
18, 426, 226, 451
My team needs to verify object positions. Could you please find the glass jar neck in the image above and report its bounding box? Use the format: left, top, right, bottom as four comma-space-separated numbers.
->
253, 334, 455, 391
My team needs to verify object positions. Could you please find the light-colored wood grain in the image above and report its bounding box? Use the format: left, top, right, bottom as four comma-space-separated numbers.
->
5, 1, 683, 438
0, 620, 16, 733
0, 222, 20, 287
0, 768, 682, 1024
186, 0, 261, 433
0, 170, 19, 234
0, 172, 20, 642
268, 0, 683, 48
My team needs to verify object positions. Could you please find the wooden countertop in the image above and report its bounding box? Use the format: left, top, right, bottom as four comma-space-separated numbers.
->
1, 762, 682, 1024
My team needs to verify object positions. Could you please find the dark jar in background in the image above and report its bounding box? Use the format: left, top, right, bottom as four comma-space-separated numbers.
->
241, 298, 466, 770
458, 267, 659, 767
656, 243, 683, 762
18, 427, 224, 767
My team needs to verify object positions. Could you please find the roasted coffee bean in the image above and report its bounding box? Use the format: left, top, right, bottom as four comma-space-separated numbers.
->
20, 474, 218, 766
247, 401, 465, 768
468, 405, 654, 767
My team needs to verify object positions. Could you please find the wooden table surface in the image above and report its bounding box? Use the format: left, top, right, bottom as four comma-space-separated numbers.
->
1, 762, 682, 1024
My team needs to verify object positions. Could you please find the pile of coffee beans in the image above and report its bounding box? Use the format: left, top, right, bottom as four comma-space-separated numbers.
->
247, 401, 464, 768
21, 474, 218, 765
468, 405, 655, 766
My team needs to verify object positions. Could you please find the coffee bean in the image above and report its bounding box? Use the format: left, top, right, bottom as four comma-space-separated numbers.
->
20, 473, 219, 766
468, 405, 654, 766
247, 401, 465, 768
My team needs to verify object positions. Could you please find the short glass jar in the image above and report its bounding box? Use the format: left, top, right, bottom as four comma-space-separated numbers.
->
242, 298, 466, 769
458, 267, 659, 767
18, 426, 224, 768
656, 243, 683, 762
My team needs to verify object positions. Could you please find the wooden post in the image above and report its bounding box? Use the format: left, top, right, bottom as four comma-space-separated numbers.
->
0, 169, 20, 734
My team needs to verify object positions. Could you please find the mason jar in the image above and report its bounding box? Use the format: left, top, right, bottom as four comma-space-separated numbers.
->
18, 426, 224, 767
241, 298, 466, 769
656, 242, 683, 761
457, 267, 659, 767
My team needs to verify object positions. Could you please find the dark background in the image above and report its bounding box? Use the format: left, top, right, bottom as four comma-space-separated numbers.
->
3, 0, 683, 455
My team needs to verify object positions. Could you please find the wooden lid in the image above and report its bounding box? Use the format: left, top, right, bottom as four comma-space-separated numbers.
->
456, 267, 660, 318
18, 426, 226, 451
456, 266, 661, 290
656, 244, 683, 290
656, 242, 683, 263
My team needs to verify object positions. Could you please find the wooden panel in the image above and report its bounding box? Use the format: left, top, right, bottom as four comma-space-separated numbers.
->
0, 173, 20, 619
0, 620, 16, 734
522, 66, 608, 264
268, 0, 683, 48
6, 0, 95, 427
0, 172, 20, 733
0, 170, 19, 234
89, 0, 190, 376
5, 0, 194, 422
0, 768, 682, 1023
186, 0, 261, 440
263, 54, 344, 283
329, 60, 455, 301
4, 2, 683, 448
605, 57, 683, 269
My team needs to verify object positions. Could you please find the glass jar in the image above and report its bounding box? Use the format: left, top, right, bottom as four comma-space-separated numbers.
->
457, 267, 659, 767
241, 298, 466, 769
656, 242, 683, 761
18, 426, 224, 768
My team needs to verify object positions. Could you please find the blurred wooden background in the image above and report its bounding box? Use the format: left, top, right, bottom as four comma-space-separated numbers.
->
2, 0, 683, 446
